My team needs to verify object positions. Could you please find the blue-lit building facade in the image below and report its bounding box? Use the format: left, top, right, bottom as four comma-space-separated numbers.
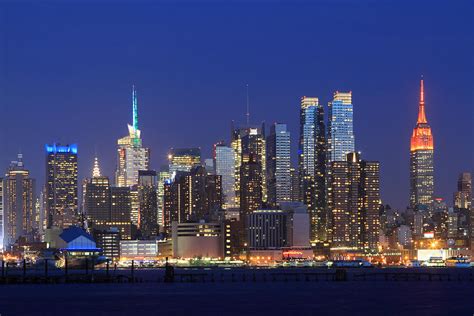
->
298, 97, 327, 242
267, 123, 291, 206
214, 143, 236, 209
45, 143, 78, 229
327, 92, 355, 163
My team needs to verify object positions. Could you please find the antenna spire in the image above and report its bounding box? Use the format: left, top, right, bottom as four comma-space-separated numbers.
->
132, 85, 138, 130
246, 83, 250, 127
417, 76, 427, 124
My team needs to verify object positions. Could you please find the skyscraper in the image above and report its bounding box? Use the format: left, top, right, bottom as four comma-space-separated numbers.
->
410, 79, 434, 209
138, 170, 158, 239
168, 148, 201, 179
327, 92, 355, 162
298, 97, 326, 242
3, 154, 36, 247
83, 157, 111, 228
327, 152, 380, 252
214, 143, 236, 209
157, 167, 170, 231
454, 172, 471, 209
45, 143, 78, 229
110, 187, 133, 240
115, 86, 150, 187
239, 125, 266, 215
163, 166, 222, 232
266, 123, 291, 206
0, 181, 3, 250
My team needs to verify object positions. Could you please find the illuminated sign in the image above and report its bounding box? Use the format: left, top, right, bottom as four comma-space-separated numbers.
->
423, 232, 434, 239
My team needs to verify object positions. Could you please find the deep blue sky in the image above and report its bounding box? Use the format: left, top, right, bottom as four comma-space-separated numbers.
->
0, 0, 472, 210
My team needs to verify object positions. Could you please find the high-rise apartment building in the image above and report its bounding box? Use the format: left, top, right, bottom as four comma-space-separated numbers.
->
214, 143, 236, 209
3, 154, 36, 247
115, 86, 150, 187
298, 97, 326, 242
168, 148, 201, 179
327, 92, 355, 162
138, 170, 158, 239
266, 123, 291, 206
410, 79, 434, 209
327, 152, 380, 252
45, 143, 78, 229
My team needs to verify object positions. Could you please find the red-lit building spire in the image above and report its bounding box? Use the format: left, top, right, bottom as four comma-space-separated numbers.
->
417, 77, 427, 124
410, 76, 433, 151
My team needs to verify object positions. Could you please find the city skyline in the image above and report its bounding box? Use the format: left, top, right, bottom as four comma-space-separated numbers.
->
0, 1, 472, 211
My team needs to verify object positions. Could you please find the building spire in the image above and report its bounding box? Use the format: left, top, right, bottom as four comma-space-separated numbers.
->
246, 83, 250, 127
417, 76, 427, 124
132, 85, 138, 131
92, 157, 101, 177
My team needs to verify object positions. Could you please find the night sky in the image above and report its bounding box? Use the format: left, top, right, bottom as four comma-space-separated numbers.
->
0, 0, 472, 210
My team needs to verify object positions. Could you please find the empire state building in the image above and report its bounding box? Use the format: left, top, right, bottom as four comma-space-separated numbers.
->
410, 78, 434, 209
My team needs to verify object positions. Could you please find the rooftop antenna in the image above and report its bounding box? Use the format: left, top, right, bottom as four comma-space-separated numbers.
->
246, 83, 250, 127
132, 85, 138, 131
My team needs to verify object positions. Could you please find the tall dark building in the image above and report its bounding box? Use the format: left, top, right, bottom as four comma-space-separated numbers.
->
247, 210, 288, 249
163, 166, 222, 234
83, 158, 111, 226
45, 144, 78, 229
454, 172, 471, 210
298, 97, 327, 242
3, 154, 36, 247
290, 167, 300, 202
138, 170, 158, 239
110, 187, 133, 240
327, 152, 380, 252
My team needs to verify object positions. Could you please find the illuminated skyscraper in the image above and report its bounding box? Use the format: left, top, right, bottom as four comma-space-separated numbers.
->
328, 152, 380, 252
410, 79, 434, 209
214, 143, 236, 209
168, 148, 201, 179
45, 143, 78, 229
157, 167, 170, 231
0, 181, 3, 250
115, 86, 150, 187
230, 124, 243, 207
231, 124, 267, 211
267, 123, 291, 206
239, 125, 266, 215
298, 97, 327, 242
327, 92, 355, 162
3, 154, 36, 247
